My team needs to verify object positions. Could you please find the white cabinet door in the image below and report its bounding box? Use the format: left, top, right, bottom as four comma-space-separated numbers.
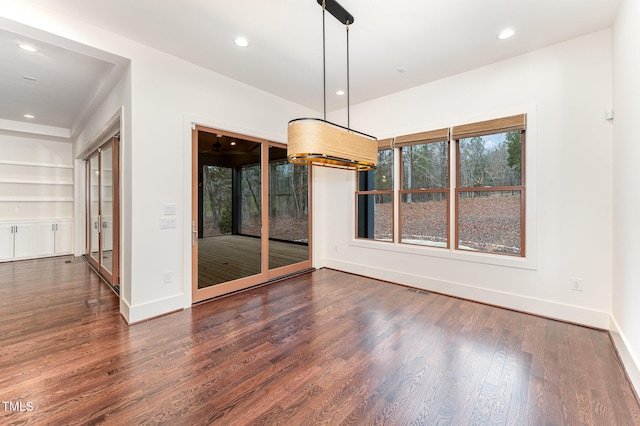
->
13, 223, 37, 259
37, 223, 56, 257
54, 222, 73, 255
1, 221, 72, 261
0, 224, 15, 261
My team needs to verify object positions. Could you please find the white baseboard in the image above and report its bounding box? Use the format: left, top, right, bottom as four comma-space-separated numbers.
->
119, 297, 131, 323
610, 316, 640, 398
120, 294, 185, 324
322, 257, 611, 329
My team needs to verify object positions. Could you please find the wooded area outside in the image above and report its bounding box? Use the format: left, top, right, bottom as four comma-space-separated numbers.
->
202, 160, 309, 244
358, 131, 523, 255
202, 165, 232, 237
268, 160, 309, 243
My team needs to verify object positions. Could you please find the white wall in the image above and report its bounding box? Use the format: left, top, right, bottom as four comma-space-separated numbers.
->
318, 30, 614, 329
612, 0, 640, 395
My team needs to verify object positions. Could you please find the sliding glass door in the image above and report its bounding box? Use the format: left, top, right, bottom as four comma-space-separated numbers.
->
192, 127, 311, 303
88, 152, 100, 265
267, 145, 310, 277
86, 136, 119, 291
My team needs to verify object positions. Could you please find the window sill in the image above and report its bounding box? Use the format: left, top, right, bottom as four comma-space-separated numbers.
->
349, 237, 536, 271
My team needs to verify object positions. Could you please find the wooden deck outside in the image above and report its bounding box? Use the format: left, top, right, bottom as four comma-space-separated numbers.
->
198, 235, 309, 288
1, 256, 639, 425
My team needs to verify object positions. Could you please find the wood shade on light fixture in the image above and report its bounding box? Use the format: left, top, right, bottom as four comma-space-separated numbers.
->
288, 119, 378, 171
287, 0, 378, 171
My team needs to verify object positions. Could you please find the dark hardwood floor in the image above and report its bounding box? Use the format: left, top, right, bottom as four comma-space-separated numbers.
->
1, 256, 639, 425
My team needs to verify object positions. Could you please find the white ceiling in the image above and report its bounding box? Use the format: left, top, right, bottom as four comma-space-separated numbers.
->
0, 0, 621, 135
0, 27, 115, 130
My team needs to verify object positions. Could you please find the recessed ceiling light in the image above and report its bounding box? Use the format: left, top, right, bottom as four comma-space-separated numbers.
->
498, 28, 515, 40
18, 43, 38, 52
336, 90, 345, 96
24, 114, 35, 119
234, 37, 249, 48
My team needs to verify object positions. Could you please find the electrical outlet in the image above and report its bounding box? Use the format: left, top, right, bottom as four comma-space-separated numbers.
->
571, 277, 583, 291
164, 271, 174, 284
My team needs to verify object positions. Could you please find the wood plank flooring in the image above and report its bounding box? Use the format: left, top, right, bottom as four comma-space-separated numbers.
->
1, 256, 639, 425
198, 235, 309, 287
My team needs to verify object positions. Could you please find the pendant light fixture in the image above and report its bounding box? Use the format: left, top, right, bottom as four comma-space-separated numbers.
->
287, 0, 378, 171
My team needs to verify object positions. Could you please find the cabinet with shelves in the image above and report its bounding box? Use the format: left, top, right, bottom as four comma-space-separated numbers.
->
0, 160, 74, 204
0, 160, 74, 227
1, 136, 74, 261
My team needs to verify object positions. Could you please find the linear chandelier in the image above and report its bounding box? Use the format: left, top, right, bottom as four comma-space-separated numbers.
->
287, 0, 378, 171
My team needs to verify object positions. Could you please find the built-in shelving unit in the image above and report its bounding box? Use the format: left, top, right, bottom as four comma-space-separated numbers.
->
0, 160, 74, 218
0, 134, 75, 259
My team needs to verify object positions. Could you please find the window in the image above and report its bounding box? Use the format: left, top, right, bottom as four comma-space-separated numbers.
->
355, 114, 526, 258
397, 128, 450, 247
453, 115, 525, 256
356, 142, 393, 241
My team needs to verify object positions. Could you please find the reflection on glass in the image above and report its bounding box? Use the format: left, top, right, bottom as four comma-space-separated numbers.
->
197, 135, 262, 289
100, 143, 113, 274
358, 150, 393, 191
356, 150, 394, 242
356, 193, 393, 241
401, 192, 448, 247
457, 190, 522, 255
202, 166, 232, 237
268, 147, 309, 270
89, 154, 100, 262
239, 165, 262, 237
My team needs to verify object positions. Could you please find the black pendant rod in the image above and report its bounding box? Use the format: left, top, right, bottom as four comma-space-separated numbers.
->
316, 0, 354, 25
346, 22, 350, 129
317, 0, 354, 129
322, 1, 326, 120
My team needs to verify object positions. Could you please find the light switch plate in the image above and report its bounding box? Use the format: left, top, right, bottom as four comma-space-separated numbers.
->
160, 217, 176, 229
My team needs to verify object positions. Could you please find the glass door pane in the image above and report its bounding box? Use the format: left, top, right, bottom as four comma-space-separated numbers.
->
88, 153, 100, 263
197, 135, 263, 290
85, 136, 119, 291
268, 146, 309, 270
100, 142, 113, 275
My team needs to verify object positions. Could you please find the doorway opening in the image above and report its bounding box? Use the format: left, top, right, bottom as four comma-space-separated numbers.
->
192, 126, 312, 303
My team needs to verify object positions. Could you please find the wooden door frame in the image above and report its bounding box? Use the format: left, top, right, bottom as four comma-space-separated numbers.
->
86, 151, 101, 270
192, 126, 268, 302
191, 126, 313, 303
